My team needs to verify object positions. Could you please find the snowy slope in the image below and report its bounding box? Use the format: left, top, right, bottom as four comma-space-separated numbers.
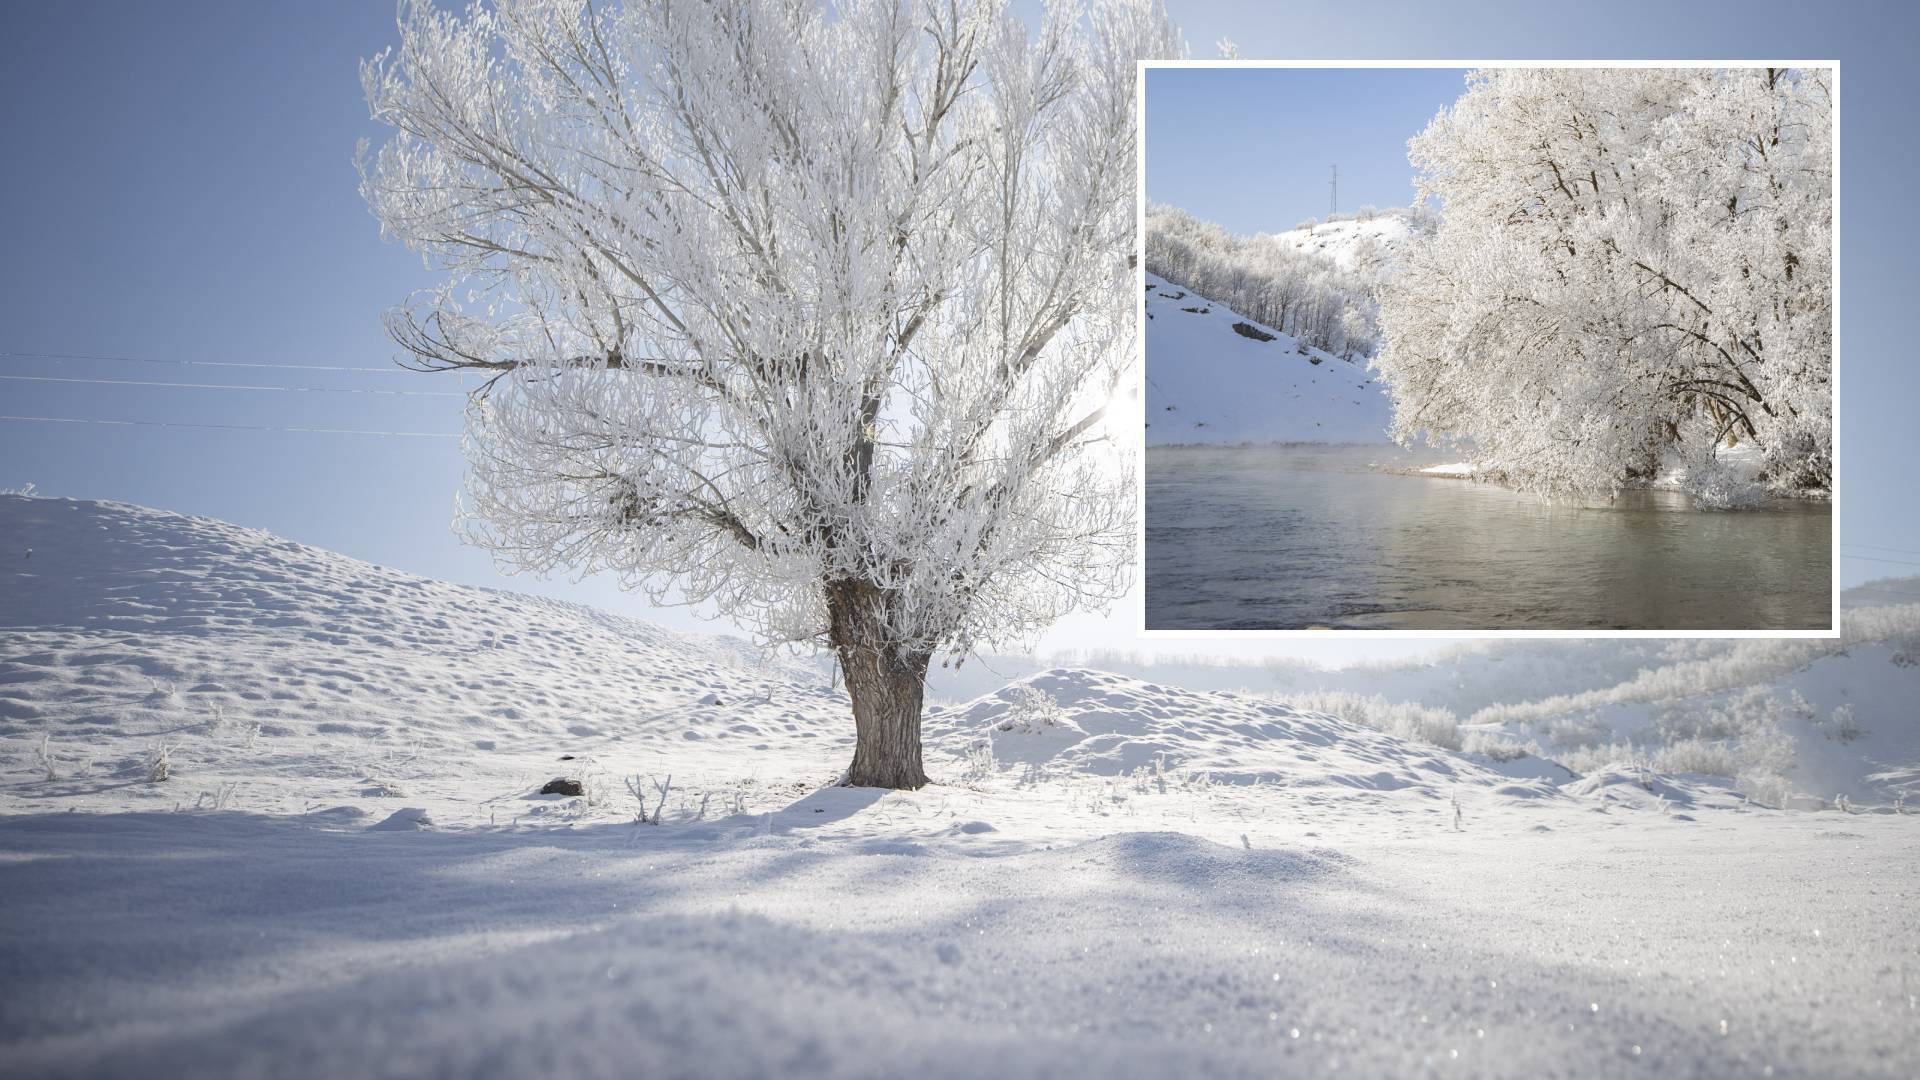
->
1269, 213, 1416, 274
1143, 274, 1393, 444
1463, 633, 1920, 809
3, 495, 1918, 1079
0, 493, 846, 821
0, 493, 1528, 823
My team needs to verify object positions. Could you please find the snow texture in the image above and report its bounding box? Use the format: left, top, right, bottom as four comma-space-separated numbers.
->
1, 494, 1916, 1078
1143, 275, 1393, 445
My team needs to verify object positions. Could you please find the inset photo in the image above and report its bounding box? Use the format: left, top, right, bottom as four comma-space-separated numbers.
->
1142, 64, 1835, 633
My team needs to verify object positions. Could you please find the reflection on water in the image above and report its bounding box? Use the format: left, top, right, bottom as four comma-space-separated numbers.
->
1145, 444, 1832, 631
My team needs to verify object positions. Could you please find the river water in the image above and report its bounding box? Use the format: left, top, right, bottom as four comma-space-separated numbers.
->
1145, 443, 1833, 631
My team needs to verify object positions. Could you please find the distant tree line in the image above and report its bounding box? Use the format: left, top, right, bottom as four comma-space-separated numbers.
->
1144, 203, 1414, 360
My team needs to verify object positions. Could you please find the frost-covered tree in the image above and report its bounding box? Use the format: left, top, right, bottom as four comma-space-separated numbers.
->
359, 0, 1181, 788
1376, 68, 1833, 501
1145, 203, 1390, 357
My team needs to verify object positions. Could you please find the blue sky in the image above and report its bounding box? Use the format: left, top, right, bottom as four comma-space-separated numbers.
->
1148, 68, 1468, 232
2, 0, 1913, 663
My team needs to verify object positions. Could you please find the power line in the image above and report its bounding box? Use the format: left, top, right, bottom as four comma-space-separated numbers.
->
0, 414, 458, 440
0, 373, 468, 398
1840, 552, 1920, 568
1841, 541, 1920, 557
1, 349, 424, 376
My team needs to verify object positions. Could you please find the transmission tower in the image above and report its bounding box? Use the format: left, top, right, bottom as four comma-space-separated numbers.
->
1329, 164, 1338, 217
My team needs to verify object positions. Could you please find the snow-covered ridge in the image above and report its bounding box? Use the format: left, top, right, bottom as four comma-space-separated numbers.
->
1144, 274, 1393, 445
3, 493, 1550, 824
1269, 211, 1418, 274
933, 667, 1533, 795
4, 492, 1907, 821
0, 493, 844, 820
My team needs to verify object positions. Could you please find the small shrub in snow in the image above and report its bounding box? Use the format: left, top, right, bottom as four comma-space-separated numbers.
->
1648, 737, 1740, 778
34, 733, 58, 782
1230, 321, 1275, 342
1461, 729, 1535, 763
624, 773, 672, 824
144, 742, 173, 783
958, 735, 998, 785
996, 686, 1064, 734
195, 783, 240, 812
1555, 741, 1647, 777
1786, 690, 1817, 722
1817, 704, 1864, 743
1546, 712, 1612, 750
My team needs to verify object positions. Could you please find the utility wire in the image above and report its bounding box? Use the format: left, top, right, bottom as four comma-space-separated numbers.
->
1840, 553, 1920, 568
0, 349, 423, 376
0, 373, 468, 398
1841, 541, 1920, 557
0, 414, 458, 440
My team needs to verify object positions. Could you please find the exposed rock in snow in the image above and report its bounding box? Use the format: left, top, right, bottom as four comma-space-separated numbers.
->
1144, 274, 1392, 445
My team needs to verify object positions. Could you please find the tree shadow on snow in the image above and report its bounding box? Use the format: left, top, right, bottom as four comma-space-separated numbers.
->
0, 808, 1822, 1080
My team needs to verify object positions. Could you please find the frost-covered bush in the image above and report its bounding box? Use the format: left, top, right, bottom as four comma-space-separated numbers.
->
1461, 728, 1536, 762
1734, 769, 1794, 810
996, 686, 1066, 734
1470, 603, 1920, 729
958, 736, 998, 785
1653, 687, 1783, 743
1288, 691, 1461, 750
1647, 738, 1741, 778
1545, 712, 1612, 749
1553, 741, 1644, 776
1682, 445, 1768, 511
33, 733, 58, 782
1817, 704, 1864, 743
144, 743, 173, 784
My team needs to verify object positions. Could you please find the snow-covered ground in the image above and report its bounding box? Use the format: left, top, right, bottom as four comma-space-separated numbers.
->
2, 494, 1917, 1078
1269, 213, 1416, 273
1144, 274, 1393, 445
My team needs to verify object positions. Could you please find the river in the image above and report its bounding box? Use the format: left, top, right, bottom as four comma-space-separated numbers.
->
1144, 443, 1833, 631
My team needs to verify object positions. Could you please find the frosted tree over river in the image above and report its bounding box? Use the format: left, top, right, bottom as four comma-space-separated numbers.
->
1376, 67, 1833, 504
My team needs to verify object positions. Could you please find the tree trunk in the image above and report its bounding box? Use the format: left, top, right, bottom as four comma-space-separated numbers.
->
827, 581, 931, 790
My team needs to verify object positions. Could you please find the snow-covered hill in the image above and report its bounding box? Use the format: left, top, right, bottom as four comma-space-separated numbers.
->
0, 492, 1537, 824
1143, 274, 1393, 444
1269, 212, 1416, 274
2, 495, 1917, 1079
0, 493, 845, 820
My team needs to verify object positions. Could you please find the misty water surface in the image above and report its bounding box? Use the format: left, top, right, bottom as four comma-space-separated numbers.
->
1145, 444, 1833, 631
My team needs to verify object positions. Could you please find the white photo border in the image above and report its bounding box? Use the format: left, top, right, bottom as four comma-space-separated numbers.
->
1132, 59, 1842, 640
